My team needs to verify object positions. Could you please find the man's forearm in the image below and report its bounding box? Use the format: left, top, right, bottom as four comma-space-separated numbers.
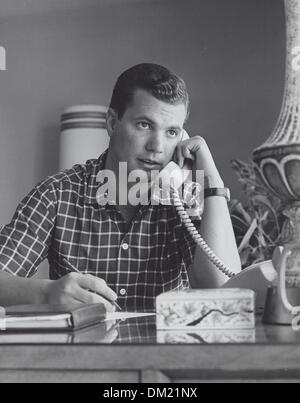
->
191, 195, 241, 288
0, 271, 49, 306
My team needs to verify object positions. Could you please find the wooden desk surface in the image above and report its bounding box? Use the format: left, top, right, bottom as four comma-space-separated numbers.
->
0, 315, 300, 383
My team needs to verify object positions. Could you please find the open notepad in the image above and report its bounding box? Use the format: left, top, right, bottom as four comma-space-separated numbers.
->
1, 304, 155, 331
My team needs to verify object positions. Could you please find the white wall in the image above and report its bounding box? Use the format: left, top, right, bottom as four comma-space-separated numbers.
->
0, 0, 285, 276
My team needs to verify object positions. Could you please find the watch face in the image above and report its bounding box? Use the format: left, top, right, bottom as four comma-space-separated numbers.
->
227, 188, 231, 201
222, 188, 230, 202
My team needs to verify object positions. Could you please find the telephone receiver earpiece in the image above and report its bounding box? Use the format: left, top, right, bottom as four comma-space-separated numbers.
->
181, 129, 190, 142
173, 129, 192, 170
171, 129, 191, 168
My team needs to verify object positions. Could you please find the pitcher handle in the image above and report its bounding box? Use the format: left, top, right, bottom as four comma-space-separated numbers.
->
278, 248, 294, 313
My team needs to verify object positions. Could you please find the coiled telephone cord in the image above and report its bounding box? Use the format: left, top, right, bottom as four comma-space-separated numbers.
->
172, 187, 236, 279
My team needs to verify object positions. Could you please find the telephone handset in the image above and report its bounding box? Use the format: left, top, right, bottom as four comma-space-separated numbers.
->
154, 130, 235, 279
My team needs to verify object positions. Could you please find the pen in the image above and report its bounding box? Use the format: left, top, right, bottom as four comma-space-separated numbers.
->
62, 258, 122, 311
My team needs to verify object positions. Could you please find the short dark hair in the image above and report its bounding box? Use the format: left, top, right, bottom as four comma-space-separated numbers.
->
109, 63, 190, 120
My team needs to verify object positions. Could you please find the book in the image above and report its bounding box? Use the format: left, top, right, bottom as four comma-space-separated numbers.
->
2, 303, 107, 331
0, 304, 156, 332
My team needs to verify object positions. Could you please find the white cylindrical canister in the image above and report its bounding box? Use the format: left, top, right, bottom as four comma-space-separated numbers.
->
59, 105, 109, 170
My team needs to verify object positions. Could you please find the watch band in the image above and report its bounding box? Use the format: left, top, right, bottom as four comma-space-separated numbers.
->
204, 187, 230, 202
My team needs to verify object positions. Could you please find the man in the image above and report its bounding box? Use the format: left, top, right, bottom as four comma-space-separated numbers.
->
0, 64, 241, 311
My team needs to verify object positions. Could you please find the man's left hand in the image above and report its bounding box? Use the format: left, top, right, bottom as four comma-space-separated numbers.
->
174, 135, 224, 188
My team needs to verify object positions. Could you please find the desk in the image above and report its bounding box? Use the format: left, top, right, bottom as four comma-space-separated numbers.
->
0, 315, 300, 383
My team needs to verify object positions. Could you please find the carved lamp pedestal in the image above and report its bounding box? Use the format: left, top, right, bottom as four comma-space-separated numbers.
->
253, 0, 300, 324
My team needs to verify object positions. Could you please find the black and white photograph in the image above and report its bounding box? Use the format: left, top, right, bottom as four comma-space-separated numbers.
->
0, 0, 300, 385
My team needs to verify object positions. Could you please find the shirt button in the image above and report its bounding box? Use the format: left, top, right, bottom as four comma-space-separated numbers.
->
122, 243, 129, 250
119, 288, 127, 296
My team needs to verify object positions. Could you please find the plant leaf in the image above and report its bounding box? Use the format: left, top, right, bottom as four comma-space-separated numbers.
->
238, 219, 258, 253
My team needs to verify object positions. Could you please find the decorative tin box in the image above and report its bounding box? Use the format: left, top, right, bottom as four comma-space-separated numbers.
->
156, 289, 255, 330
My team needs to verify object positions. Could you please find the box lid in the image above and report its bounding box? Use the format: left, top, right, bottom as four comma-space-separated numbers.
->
156, 288, 255, 301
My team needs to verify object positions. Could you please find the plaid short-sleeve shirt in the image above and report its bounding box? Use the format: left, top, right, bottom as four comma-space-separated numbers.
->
0, 149, 200, 310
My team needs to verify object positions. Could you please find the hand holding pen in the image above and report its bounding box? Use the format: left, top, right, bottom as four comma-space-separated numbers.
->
44, 258, 121, 312
63, 258, 122, 311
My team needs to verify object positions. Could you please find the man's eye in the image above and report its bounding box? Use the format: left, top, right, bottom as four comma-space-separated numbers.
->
168, 130, 178, 137
137, 122, 151, 130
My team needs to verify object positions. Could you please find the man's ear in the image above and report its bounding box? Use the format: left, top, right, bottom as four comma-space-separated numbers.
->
106, 108, 118, 137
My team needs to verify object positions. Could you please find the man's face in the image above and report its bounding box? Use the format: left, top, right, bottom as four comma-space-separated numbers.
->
107, 88, 187, 179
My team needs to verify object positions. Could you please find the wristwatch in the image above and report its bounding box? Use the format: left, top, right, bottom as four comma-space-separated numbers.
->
204, 187, 230, 202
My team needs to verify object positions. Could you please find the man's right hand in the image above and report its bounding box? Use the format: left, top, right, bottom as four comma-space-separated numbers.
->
44, 273, 118, 312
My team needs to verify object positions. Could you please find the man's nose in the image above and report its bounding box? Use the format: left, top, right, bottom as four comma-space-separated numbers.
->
145, 131, 164, 153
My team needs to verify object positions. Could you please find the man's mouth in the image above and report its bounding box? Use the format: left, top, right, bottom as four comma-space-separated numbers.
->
138, 159, 162, 168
